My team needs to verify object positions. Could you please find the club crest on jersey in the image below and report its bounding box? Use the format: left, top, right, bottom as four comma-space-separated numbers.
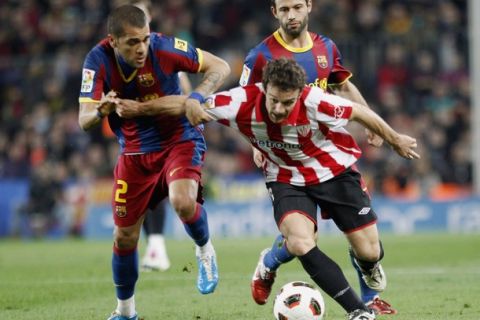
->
174, 38, 188, 52
334, 105, 346, 119
317, 55, 328, 69
81, 68, 95, 93
296, 124, 311, 137
137, 73, 155, 87
115, 205, 127, 218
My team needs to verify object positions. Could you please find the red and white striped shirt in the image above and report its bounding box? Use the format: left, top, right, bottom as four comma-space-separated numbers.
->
205, 84, 362, 186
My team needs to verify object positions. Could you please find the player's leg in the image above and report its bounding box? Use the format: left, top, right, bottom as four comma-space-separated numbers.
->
169, 178, 218, 294
141, 200, 170, 271
346, 226, 397, 315
108, 154, 156, 320
109, 218, 144, 320
165, 140, 217, 294
321, 167, 396, 315
279, 212, 373, 318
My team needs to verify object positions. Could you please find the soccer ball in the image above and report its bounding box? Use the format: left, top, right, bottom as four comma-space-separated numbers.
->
273, 281, 325, 320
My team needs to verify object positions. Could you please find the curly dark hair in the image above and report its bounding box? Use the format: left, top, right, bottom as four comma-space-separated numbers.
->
107, 5, 147, 37
262, 58, 306, 92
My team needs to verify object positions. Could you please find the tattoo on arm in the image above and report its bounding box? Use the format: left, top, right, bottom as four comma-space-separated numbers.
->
195, 71, 223, 95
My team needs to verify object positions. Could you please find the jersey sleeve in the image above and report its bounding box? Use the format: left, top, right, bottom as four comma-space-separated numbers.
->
79, 48, 106, 103
239, 48, 267, 86
327, 41, 352, 86
305, 87, 353, 128
204, 91, 241, 126
152, 34, 203, 74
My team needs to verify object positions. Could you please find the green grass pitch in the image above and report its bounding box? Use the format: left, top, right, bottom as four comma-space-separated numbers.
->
1, 234, 479, 319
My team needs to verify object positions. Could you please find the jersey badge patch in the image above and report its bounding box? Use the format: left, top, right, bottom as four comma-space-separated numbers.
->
174, 38, 188, 52
81, 68, 95, 93
115, 205, 127, 218
296, 124, 311, 137
137, 73, 155, 87
239, 64, 251, 86
334, 105, 346, 119
317, 55, 328, 69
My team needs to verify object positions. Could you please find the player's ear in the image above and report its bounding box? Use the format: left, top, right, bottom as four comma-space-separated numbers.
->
271, 4, 277, 18
108, 35, 117, 48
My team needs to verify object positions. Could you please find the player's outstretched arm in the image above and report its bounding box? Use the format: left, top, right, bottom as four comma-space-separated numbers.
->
350, 102, 420, 160
116, 95, 188, 118
78, 91, 117, 131
185, 50, 231, 126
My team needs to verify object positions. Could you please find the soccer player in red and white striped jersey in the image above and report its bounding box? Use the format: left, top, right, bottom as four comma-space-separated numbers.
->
239, 0, 396, 314
115, 58, 420, 319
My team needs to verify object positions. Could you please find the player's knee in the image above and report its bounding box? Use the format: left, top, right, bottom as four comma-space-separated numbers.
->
170, 194, 196, 219
114, 227, 139, 250
285, 236, 316, 256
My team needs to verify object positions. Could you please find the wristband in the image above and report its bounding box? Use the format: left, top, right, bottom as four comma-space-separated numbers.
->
188, 91, 205, 103
96, 110, 105, 119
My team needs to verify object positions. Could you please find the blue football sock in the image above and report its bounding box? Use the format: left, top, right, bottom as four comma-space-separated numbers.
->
263, 234, 295, 271
112, 248, 139, 300
182, 204, 209, 247
349, 248, 377, 303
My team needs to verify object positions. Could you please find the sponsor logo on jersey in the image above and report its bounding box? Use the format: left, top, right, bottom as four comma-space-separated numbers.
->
239, 64, 251, 87
296, 124, 311, 137
81, 68, 95, 93
307, 78, 328, 91
358, 207, 371, 215
334, 105, 346, 119
249, 137, 302, 150
137, 73, 155, 87
115, 205, 127, 218
174, 38, 188, 52
317, 55, 328, 69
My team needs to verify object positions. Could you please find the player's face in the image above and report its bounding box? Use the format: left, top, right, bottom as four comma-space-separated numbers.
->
265, 84, 301, 123
110, 24, 150, 68
272, 0, 311, 38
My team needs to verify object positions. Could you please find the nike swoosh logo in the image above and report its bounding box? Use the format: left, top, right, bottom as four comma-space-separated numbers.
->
169, 166, 183, 177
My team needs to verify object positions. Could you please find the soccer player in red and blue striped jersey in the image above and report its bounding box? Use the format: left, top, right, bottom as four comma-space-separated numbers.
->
239, 0, 396, 315
78, 5, 230, 320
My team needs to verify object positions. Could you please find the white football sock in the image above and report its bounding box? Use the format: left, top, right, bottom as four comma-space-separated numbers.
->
116, 295, 136, 318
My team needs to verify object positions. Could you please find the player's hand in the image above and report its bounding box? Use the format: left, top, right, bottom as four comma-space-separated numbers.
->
185, 98, 211, 126
252, 147, 265, 168
116, 99, 142, 118
365, 128, 384, 147
390, 134, 420, 160
97, 91, 118, 117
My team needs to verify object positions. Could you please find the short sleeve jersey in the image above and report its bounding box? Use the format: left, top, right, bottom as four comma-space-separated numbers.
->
79, 33, 204, 154
204, 85, 361, 186
239, 30, 351, 91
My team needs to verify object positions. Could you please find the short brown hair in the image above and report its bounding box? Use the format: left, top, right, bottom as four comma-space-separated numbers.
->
270, 0, 309, 8
262, 58, 306, 92
107, 5, 147, 37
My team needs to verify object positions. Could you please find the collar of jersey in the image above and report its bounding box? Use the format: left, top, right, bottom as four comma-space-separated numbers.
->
273, 30, 313, 53
114, 51, 138, 83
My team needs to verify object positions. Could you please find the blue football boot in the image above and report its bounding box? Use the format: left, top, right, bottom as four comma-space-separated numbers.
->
196, 247, 219, 294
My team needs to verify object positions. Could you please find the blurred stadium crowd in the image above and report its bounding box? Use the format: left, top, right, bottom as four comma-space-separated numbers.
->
0, 0, 471, 230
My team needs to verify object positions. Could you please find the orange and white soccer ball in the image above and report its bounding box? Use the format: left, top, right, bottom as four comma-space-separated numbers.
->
273, 281, 325, 320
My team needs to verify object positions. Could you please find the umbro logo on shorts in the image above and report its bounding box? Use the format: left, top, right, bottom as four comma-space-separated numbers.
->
358, 207, 371, 215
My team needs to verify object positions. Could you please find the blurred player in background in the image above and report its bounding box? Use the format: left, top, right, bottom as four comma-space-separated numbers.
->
239, 0, 396, 314
78, 5, 230, 320
128, 0, 193, 272
114, 58, 420, 320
